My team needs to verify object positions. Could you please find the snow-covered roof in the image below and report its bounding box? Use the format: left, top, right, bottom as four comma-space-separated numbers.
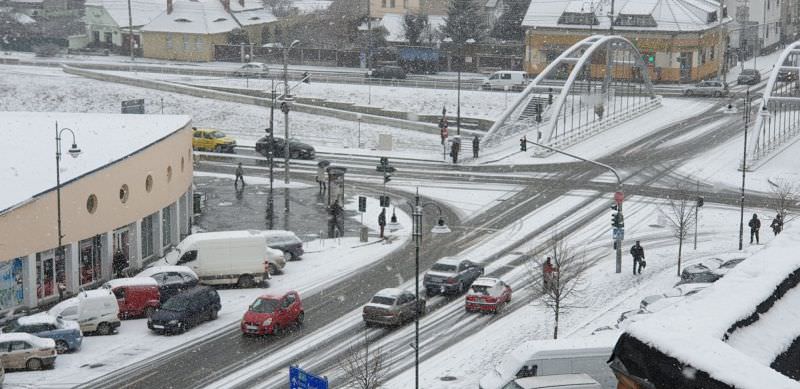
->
136, 265, 198, 279
435, 256, 462, 266
141, 0, 241, 34
179, 230, 264, 247
85, 0, 165, 28
77, 288, 116, 300
522, 0, 727, 32
0, 333, 55, 348
289, 0, 331, 14
377, 13, 445, 43
103, 277, 159, 288
18, 312, 58, 326
231, 7, 276, 27
622, 223, 800, 388
0, 112, 190, 215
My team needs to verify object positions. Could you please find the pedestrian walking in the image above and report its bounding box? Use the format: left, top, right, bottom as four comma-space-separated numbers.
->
451, 137, 460, 164
520, 135, 527, 151
234, 162, 245, 188
316, 165, 327, 192
112, 249, 128, 278
329, 199, 345, 237
630, 241, 645, 275
378, 208, 386, 239
771, 213, 784, 236
542, 257, 555, 289
472, 135, 480, 158
749, 213, 761, 244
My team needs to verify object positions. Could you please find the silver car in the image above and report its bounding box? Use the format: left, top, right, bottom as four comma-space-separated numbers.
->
233, 62, 270, 78
682, 80, 728, 97
362, 288, 426, 327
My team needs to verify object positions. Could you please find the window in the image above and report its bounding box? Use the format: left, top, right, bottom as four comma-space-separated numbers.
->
403, 0, 407, 7
162, 205, 172, 247
119, 184, 129, 203
60, 306, 78, 317
104, 32, 112, 43
167, 166, 173, 182
79, 235, 102, 286
113, 288, 125, 299
390, 0, 395, 8
501, 73, 511, 79
558, 12, 599, 26
516, 364, 538, 378
141, 213, 155, 258
614, 14, 657, 27
9, 341, 31, 351
195, 36, 203, 51
182, 35, 189, 51
145, 175, 153, 193
166, 33, 173, 49
381, 0, 386, 7
86, 194, 98, 214
181, 157, 185, 172
177, 250, 197, 265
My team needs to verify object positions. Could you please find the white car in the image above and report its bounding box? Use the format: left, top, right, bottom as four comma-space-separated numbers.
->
233, 62, 269, 78
48, 289, 120, 335
265, 246, 286, 275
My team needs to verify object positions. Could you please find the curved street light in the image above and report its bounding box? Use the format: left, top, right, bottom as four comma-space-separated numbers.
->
55, 123, 81, 291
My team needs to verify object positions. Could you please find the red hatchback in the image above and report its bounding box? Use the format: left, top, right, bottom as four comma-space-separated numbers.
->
465, 277, 512, 314
103, 278, 161, 319
241, 291, 304, 335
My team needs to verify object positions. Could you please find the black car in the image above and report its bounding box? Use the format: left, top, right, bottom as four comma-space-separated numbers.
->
255, 135, 316, 160
737, 69, 761, 85
148, 286, 220, 334
135, 266, 200, 303
369, 65, 407, 80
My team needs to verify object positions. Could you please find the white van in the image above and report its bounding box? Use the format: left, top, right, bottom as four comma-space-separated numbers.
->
504, 374, 601, 389
161, 230, 271, 288
483, 71, 529, 90
48, 289, 121, 335
479, 332, 619, 389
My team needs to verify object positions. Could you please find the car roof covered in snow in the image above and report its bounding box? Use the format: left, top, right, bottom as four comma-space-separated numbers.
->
374, 288, 407, 298
434, 256, 462, 266
257, 290, 297, 300
472, 277, 502, 287
103, 277, 159, 288
17, 312, 59, 326
496, 332, 619, 378
136, 265, 198, 279
0, 333, 56, 348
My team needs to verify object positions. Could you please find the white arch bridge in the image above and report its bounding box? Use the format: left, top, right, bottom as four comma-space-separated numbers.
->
484, 35, 661, 153
748, 41, 800, 169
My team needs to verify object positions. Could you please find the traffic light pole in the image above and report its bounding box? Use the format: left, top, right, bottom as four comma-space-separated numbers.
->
523, 139, 624, 273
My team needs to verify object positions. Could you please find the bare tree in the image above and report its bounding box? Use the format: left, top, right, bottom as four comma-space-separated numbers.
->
338, 328, 385, 389
526, 236, 591, 339
661, 186, 696, 276
769, 177, 798, 221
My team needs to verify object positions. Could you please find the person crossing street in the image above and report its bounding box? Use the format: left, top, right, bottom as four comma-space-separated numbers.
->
630, 241, 645, 275
234, 162, 245, 188
378, 208, 386, 239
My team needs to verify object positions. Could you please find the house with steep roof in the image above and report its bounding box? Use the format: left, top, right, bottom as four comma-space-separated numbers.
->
522, 0, 731, 83
71, 0, 164, 52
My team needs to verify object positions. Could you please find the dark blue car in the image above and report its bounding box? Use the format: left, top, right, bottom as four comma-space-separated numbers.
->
3, 313, 83, 353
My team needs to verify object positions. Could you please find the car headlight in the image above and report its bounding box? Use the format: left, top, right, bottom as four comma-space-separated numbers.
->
262, 318, 272, 326
168, 320, 179, 325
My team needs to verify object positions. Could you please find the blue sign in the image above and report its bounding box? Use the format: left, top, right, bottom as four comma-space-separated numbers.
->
612, 227, 625, 241
290, 365, 328, 389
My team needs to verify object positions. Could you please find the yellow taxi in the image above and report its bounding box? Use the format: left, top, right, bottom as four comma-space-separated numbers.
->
192, 128, 237, 153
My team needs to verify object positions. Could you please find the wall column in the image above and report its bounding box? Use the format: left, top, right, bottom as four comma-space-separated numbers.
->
129, 220, 142, 271
101, 232, 113, 281
66, 243, 79, 294
22, 254, 37, 308
154, 209, 164, 259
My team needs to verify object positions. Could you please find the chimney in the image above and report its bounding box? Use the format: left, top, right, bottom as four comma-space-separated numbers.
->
238, 0, 244, 7
222, 0, 230, 12
167, 0, 173, 14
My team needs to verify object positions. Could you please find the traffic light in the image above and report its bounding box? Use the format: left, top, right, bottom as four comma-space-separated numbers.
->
358, 196, 366, 212
383, 172, 391, 184
610, 204, 624, 228
548, 88, 553, 105
380, 157, 389, 167
380, 195, 390, 207
302, 71, 311, 83
520, 137, 527, 152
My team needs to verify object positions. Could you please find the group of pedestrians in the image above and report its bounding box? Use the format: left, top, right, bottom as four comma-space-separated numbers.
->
448, 135, 482, 164
747, 213, 784, 244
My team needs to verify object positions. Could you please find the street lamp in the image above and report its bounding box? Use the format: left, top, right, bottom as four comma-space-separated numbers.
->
282, 39, 301, 185
408, 187, 450, 389
55, 122, 81, 286
356, 113, 363, 148
738, 89, 755, 250
443, 37, 475, 137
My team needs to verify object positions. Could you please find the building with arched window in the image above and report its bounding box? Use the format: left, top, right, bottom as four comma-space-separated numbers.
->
0, 112, 193, 310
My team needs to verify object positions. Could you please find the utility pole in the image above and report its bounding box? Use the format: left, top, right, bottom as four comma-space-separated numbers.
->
739, 89, 750, 250
366, 0, 371, 71
127, 0, 134, 61
267, 78, 276, 230
609, 0, 615, 34
718, 0, 725, 81
283, 47, 290, 184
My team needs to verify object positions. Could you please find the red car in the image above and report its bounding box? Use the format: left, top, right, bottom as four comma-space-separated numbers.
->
102, 278, 161, 319
465, 277, 512, 314
241, 291, 304, 335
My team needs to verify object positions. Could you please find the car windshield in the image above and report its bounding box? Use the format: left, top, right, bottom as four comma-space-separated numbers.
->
250, 298, 280, 313
162, 297, 189, 312
371, 296, 395, 306
470, 285, 491, 295
431, 263, 457, 272
211, 131, 226, 138
3, 319, 21, 332
742, 70, 756, 75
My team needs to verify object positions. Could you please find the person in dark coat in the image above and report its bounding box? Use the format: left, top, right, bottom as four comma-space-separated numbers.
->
748, 213, 761, 244
770, 213, 784, 236
234, 163, 245, 188
630, 241, 645, 275
112, 249, 128, 278
316, 165, 327, 192
378, 208, 386, 238
472, 135, 480, 158
451, 138, 460, 164
329, 199, 345, 237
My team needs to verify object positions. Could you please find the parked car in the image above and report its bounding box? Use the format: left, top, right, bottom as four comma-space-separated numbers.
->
368, 65, 407, 80
482, 71, 529, 90
159, 230, 272, 288
423, 257, 484, 296
737, 69, 762, 85
0, 333, 57, 371
192, 127, 237, 153
135, 265, 199, 303
147, 286, 221, 334
682, 80, 729, 97
503, 373, 601, 389
48, 289, 120, 335
102, 277, 162, 319
259, 230, 304, 261
3, 314, 82, 353
240, 290, 304, 336
0, 307, 40, 328
465, 277, 512, 314
677, 263, 721, 285
255, 136, 316, 160
776, 69, 798, 82
362, 288, 426, 327
265, 247, 286, 275
233, 62, 270, 78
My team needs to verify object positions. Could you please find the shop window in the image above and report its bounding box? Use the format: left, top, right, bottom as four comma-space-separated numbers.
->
79, 236, 102, 286
36, 250, 58, 299
119, 184, 129, 204
86, 194, 97, 214
0, 258, 25, 310
167, 166, 173, 182
145, 174, 153, 193
141, 214, 155, 259
162, 205, 172, 247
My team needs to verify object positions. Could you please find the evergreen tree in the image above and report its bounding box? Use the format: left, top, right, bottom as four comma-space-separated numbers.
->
403, 12, 429, 45
442, 0, 488, 43
491, 0, 531, 41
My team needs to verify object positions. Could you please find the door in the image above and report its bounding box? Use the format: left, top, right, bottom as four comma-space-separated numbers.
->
113, 287, 129, 315
0, 342, 10, 369
7, 341, 30, 370
278, 295, 293, 327
679, 52, 693, 83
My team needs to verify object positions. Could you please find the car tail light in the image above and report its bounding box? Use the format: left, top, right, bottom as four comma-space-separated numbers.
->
485, 297, 497, 303
447, 278, 456, 284
466, 295, 475, 301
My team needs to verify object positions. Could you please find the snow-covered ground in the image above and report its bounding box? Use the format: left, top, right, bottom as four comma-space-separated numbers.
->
2, 195, 410, 388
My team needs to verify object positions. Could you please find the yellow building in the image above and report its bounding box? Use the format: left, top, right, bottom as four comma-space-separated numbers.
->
0, 112, 193, 310
522, 0, 731, 83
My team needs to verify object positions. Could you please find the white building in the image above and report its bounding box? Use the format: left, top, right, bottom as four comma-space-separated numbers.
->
724, 0, 783, 56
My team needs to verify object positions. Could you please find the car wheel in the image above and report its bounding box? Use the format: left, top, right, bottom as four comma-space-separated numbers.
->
291, 150, 301, 159
237, 274, 256, 289
97, 322, 112, 336
713, 91, 721, 97
685, 90, 693, 96
210, 308, 219, 320
55, 340, 69, 354
268, 262, 279, 276
495, 302, 505, 314
214, 145, 223, 153
144, 306, 155, 318
425, 288, 437, 298
26, 358, 43, 371
296, 311, 304, 325
283, 250, 293, 262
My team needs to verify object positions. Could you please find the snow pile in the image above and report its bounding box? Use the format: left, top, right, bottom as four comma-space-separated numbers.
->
627, 222, 800, 388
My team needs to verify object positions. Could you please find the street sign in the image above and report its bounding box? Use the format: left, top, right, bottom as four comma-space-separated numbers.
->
289, 365, 328, 389
358, 196, 366, 212
121, 99, 145, 114
613, 227, 625, 241
614, 191, 624, 204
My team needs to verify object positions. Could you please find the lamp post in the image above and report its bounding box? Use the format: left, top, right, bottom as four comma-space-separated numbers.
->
443, 37, 476, 136
356, 113, 363, 148
55, 122, 82, 285
282, 39, 300, 185
407, 187, 450, 389
738, 89, 752, 250
267, 78, 276, 230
